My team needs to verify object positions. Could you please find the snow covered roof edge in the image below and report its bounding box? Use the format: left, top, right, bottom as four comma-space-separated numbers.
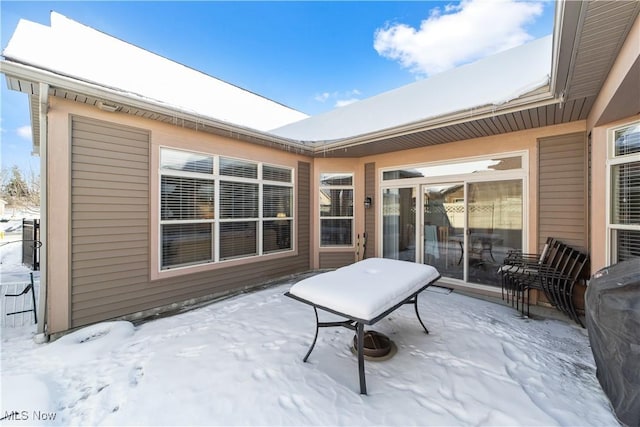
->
270, 35, 553, 142
1, 12, 309, 132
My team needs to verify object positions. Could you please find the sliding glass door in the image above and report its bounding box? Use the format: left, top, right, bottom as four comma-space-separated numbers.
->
421, 179, 522, 286
382, 187, 416, 262
382, 154, 525, 287
422, 183, 463, 280
467, 180, 523, 285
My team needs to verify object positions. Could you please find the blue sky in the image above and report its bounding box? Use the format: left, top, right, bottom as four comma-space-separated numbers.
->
1, 1, 554, 176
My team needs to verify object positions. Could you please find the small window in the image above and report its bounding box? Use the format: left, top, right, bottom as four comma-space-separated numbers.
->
608, 122, 640, 263
263, 185, 293, 253
220, 157, 257, 179
613, 124, 640, 157
263, 165, 292, 183
161, 149, 213, 174
383, 156, 523, 181
320, 173, 353, 246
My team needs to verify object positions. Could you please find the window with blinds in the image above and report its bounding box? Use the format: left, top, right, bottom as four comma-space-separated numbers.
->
320, 173, 354, 246
159, 148, 294, 270
263, 184, 293, 253
609, 122, 640, 264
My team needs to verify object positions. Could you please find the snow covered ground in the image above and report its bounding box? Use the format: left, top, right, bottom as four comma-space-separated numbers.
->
0, 237, 620, 426
1, 208, 41, 327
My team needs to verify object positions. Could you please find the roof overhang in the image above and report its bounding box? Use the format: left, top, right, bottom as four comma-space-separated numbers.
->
2, 0, 639, 158
0, 60, 315, 157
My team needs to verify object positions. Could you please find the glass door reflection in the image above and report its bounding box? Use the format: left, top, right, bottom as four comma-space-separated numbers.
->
383, 187, 416, 262
422, 183, 464, 280
467, 180, 523, 286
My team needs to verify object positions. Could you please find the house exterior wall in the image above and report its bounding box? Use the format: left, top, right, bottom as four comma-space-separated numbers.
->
364, 162, 376, 258
538, 132, 588, 252
590, 114, 640, 273
357, 122, 586, 257
46, 95, 594, 333
313, 157, 361, 269
47, 98, 312, 333
588, 13, 640, 274
71, 116, 150, 328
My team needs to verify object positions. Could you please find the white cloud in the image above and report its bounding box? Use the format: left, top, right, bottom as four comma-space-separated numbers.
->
16, 125, 32, 139
374, 0, 544, 77
314, 92, 331, 102
314, 89, 362, 107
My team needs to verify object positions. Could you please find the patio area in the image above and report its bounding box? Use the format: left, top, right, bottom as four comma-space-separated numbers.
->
1, 274, 619, 426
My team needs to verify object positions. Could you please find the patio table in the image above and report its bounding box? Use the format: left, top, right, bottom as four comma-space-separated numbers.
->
449, 232, 504, 264
285, 257, 440, 394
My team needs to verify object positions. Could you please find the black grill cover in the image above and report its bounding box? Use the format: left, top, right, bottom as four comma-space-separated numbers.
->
585, 258, 640, 427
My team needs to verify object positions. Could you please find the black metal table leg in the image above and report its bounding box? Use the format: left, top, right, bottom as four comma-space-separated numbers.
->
303, 307, 319, 362
413, 294, 429, 334
356, 322, 367, 395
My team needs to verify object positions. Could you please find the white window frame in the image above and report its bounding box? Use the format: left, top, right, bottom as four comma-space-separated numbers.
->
606, 120, 640, 264
159, 148, 295, 271
378, 151, 528, 286
319, 172, 355, 248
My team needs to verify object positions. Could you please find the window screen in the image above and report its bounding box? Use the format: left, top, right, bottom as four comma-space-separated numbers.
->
263, 185, 292, 218
219, 222, 257, 260
220, 182, 259, 219
612, 162, 640, 225
161, 223, 213, 268
161, 176, 214, 220
615, 229, 640, 262
320, 173, 354, 247
264, 220, 292, 252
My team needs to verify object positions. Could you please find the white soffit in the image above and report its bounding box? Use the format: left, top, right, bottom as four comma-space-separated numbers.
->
2, 12, 308, 132
271, 35, 553, 142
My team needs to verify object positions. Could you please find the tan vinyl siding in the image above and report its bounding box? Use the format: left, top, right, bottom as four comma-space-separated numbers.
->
296, 161, 311, 269
319, 252, 353, 269
70, 117, 151, 327
538, 132, 589, 252
364, 162, 375, 258
70, 116, 311, 328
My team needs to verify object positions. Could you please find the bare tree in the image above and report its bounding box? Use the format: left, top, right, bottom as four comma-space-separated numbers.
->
1, 165, 40, 208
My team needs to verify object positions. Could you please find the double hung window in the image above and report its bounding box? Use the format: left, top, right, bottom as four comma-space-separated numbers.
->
608, 122, 640, 263
160, 148, 293, 270
161, 149, 215, 269
319, 173, 353, 246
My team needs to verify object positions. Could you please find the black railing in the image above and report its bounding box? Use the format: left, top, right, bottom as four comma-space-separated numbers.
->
22, 219, 40, 271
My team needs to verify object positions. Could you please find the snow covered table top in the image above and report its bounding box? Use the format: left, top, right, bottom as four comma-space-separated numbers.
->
287, 258, 440, 323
